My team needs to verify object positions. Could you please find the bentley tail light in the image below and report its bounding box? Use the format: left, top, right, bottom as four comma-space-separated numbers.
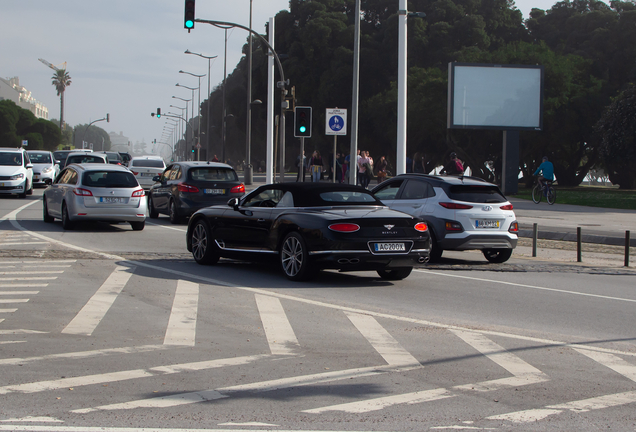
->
500, 204, 514, 211
329, 223, 360, 233
439, 202, 473, 210
231, 184, 245, 194
414, 222, 428, 232
178, 183, 199, 193
131, 189, 145, 197
73, 188, 93, 196
509, 221, 519, 233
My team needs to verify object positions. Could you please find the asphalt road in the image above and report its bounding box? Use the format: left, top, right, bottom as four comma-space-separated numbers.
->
1, 189, 636, 432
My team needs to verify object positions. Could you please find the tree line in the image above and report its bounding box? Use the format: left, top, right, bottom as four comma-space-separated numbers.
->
198, 0, 636, 189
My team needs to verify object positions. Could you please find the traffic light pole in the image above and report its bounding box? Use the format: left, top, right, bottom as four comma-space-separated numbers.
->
194, 18, 288, 183
81, 114, 110, 148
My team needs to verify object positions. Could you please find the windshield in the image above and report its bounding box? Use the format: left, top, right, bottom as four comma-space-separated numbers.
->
0, 152, 22, 166
132, 159, 165, 168
28, 152, 52, 164
82, 171, 139, 188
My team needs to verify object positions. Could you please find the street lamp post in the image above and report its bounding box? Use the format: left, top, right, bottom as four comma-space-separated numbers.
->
81, 113, 110, 149
185, 50, 218, 163
172, 96, 191, 158
245, 0, 254, 185
176, 84, 199, 159
179, 71, 205, 159
222, 28, 228, 163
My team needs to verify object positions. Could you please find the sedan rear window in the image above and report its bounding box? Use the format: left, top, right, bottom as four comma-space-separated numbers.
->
131, 159, 165, 168
318, 191, 379, 205
447, 185, 506, 203
82, 171, 139, 188
189, 167, 238, 181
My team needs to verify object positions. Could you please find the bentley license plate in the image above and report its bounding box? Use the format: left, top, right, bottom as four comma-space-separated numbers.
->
476, 220, 499, 228
374, 242, 406, 252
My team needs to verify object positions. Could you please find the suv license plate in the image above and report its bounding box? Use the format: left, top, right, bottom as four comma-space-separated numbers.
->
100, 197, 125, 203
205, 189, 224, 194
374, 243, 406, 252
476, 220, 499, 228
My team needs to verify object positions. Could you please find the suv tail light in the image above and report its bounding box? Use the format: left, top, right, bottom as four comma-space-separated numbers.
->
231, 184, 245, 194
131, 171, 139, 175
509, 221, 519, 233
414, 222, 428, 232
131, 189, 145, 197
439, 202, 473, 210
329, 223, 360, 233
73, 188, 93, 196
500, 204, 514, 211
445, 221, 463, 232
178, 183, 200, 193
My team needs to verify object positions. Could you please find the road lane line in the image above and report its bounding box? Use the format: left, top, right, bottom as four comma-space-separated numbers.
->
164, 280, 199, 346
0, 309, 18, 313
0, 277, 57, 281
0, 271, 63, 275
0, 200, 39, 223
417, 269, 636, 304
345, 312, 421, 367
0, 329, 47, 335
255, 294, 300, 355
0, 299, 29, 303
145, 221, 187, 232
1, 242, 50, 246
573, 348, 636, 382
62, 266, 134, 336
0, 292, 39, 295
0, 427, 386, 432
0, 284, 47, 288
1, 260, 77, 264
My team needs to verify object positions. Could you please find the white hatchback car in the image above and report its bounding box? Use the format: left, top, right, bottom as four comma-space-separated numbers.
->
27, 150, 59, 186
43, 164, 147, 230
0, 147, 33, 198
129, 156, 166, 190
372, 174, 519, 263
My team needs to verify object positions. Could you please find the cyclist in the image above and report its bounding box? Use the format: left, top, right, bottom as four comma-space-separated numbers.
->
533, 156, 554, 193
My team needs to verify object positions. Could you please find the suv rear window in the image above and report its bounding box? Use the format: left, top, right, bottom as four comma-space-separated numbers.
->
189, 167, 238, 181
67, 155, 106, 164
82, 171, 139, 188
132, 159, 165, 168
447, 185, 506, 203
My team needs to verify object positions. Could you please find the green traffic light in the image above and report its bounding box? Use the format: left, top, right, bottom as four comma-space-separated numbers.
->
300, 126, 306, 133
185, 20, 194, 28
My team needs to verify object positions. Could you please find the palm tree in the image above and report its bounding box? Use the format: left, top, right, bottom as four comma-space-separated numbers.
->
52, 69, 71, 131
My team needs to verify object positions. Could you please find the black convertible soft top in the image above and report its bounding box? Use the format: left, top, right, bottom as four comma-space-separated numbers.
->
253, 182, 384, 207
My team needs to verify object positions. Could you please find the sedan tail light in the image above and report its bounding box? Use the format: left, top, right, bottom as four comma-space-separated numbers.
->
439, 202, 473, 210
131, 189, 145, 197
178, 183, 200, 193
231, 184, 245, 194
73, 188, 93, 196
329, 223, 360, 233
414, 222, 428, 232
500, 204, 514, 211
509, 221, 519, 233
131, 171, 139, 175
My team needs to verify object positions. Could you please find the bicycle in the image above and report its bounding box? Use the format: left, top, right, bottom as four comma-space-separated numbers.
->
532, 179, 556, 205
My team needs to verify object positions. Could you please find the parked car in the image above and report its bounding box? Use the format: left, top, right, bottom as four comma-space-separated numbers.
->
42, 163, 146, 230
53, 149, 92, 169
27, 150, 59, 186
129, 156, 166, 191
372, 174, 518, 263
94, 151, 123, 165
65, 152, 108, 166
148, 161, 244, 224
0, 147, 33, 198
186, 182, 431, 281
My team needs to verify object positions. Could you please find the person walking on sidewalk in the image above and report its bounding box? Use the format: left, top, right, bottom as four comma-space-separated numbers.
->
309, 150, 323, 182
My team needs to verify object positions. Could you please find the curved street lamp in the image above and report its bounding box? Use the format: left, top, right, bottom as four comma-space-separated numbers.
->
176, 84, 200, 160
179, 71, 205, 159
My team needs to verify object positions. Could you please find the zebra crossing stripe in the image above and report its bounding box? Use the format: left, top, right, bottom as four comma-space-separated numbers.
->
164, 280, 199, 346
255, 294, 300, 355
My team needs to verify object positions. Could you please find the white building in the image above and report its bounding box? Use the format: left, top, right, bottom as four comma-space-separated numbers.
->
0, 77, 49, 120
109, 131, 131, 152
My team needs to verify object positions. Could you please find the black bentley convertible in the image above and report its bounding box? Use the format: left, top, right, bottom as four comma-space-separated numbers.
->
186, 182, 431, 281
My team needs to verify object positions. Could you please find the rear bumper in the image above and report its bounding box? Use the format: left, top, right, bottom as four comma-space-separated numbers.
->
310, 250, 430, 270
440, 232, 518, 250
69, 199, 148, 223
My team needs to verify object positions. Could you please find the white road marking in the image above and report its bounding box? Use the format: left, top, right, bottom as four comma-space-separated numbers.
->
218, 422, 280, 427
255, 294, 300, 355
74, 363, 419, 413
1, 242, 50, 246
20, 265, 71, 268
0, 201, 39, 222
1, 354, 270, 396
573, 348, 636, 382
345, 312, 421, 367
1, 260, 76, 264
0, 344, 171, 366
0, 284, 47, 288
0, 329, 47, 335
0, 277, 57, 281
0, 299, 29, 303
0, 341, 26, 345
488, 408, 563, 423
164, 280, 199, 346
0, 427, 370, 432
62, 266, 134, 336
0, 416, 63, 423
0, 271, 63, 275
145, 221, 187, 232
0, 308, 18, 313
0, 291, 39, 295
417, 269, 636, 304
303, 388, 454, 414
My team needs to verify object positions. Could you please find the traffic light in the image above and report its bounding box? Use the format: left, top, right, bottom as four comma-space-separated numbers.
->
294, 106, 312, 138
156, 108, 161, 118
184, 0, 195, 30
106, 113, 110, 122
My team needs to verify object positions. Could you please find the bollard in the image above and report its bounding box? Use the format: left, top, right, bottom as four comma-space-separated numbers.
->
577, 227, 582, 263
532, 223, 538, 257
626, 230, 631, 267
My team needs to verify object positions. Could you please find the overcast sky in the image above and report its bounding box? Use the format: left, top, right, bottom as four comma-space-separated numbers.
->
2, 0, 558, 149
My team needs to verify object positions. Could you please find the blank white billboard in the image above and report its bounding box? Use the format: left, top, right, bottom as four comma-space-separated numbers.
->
447, 63, 543, 130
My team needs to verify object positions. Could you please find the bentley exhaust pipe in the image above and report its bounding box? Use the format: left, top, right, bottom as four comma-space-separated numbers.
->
419, 256, 430, 263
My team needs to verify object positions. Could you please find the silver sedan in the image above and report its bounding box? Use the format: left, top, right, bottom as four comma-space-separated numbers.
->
43, 163, 147, 230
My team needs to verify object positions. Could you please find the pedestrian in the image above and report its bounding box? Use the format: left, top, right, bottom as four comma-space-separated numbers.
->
211, 154, 220, 162
441, 152, 464, 175
375, 155, 388, 183
309, 150, 323, 182
413, 152, 426, 174
296, 151, 307, 182
358, 150, 373, 188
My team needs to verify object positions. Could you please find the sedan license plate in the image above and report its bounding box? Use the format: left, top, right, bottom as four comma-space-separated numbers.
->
100, 197, 125, 203
204, 189, 224, 195
141, 173, 153, 177
374, 242, 406, 252
476, 220, 500, 229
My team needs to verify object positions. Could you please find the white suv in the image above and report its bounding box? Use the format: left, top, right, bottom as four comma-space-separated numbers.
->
0, 147, 34, 198
372, 174, 518, 263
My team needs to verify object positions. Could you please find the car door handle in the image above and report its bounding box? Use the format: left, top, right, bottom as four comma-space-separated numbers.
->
257, 218, 266, 222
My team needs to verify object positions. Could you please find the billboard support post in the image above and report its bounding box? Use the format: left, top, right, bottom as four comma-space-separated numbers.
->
502, 130, 519, 195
